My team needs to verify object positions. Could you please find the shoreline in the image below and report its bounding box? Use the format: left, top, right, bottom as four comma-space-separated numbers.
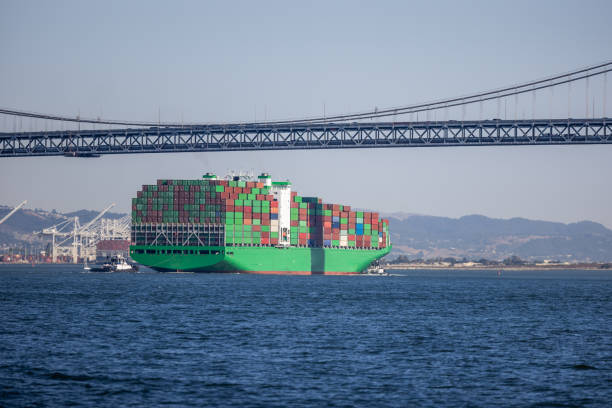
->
383, 264, 612, 271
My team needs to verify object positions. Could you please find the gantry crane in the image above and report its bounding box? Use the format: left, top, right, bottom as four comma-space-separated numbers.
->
0, 200, 27, 225
40, 203, 120, 263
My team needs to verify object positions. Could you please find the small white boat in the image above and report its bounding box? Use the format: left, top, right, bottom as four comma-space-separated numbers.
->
83, 260, 91, 271
90, 255, 138, 272
363, 266, 389, 276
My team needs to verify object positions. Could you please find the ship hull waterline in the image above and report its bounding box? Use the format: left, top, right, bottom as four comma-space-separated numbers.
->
130, 245, 391, 275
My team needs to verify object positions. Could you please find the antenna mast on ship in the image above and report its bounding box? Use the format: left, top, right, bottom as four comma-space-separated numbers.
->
224, 169, 255, 181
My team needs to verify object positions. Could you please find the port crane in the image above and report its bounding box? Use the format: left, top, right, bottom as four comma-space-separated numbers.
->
39, 203, 127, 262
0, 200, 27, 225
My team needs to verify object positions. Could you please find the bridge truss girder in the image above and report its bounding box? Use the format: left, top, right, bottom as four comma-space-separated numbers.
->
0, 119, 610, 157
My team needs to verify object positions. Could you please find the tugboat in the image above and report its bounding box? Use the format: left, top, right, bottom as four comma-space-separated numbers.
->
362, 261, 389, 276
89, 255, 139, 272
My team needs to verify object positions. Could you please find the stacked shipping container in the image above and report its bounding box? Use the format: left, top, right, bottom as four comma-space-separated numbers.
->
289, 192, 389, 249
131, 175, 389, 249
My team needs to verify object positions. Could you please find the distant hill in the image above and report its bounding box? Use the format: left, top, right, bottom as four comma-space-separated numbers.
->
2, 205, 611, 262
387, 214, 612, 262
0, 205, 127, 246
63, 209, 126, 223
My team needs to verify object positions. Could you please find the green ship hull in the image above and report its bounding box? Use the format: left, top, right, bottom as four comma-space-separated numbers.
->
130, 245, 391, 274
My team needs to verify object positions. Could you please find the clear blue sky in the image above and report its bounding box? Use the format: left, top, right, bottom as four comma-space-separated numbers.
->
1, 0, 611, 227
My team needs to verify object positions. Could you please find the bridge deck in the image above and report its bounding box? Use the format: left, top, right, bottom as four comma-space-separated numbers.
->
0, 118, 609, 157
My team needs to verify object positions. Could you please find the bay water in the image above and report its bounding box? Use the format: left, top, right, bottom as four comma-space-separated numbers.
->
1, 265, 611, 407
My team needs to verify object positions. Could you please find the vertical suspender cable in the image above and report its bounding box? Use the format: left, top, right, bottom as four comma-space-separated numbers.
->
549, 80, 553, 119
497, 93, 501, 118
532, 86, 536, 120
604, 72, 607, 118
586, 73, 589, 118
515, 93, 518, 121
568, 75, 572, 118
504, 97, 507, 120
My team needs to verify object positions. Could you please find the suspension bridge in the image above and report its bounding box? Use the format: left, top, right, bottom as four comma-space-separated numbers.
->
0, 62, 610, 158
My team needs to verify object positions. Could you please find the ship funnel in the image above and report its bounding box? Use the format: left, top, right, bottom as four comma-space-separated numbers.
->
258, 173, 272, 187
202, 172, 217, 180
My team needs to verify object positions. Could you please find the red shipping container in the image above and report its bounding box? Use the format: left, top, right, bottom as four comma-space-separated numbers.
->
290, 220, 299, 227
261, 237, 270, 245
252, 225, 261, 232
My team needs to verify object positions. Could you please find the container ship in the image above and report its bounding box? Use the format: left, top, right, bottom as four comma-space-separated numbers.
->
129, 173, 390, 274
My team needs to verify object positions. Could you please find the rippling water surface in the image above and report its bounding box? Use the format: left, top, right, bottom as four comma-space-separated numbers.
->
1, 265, 611, 407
